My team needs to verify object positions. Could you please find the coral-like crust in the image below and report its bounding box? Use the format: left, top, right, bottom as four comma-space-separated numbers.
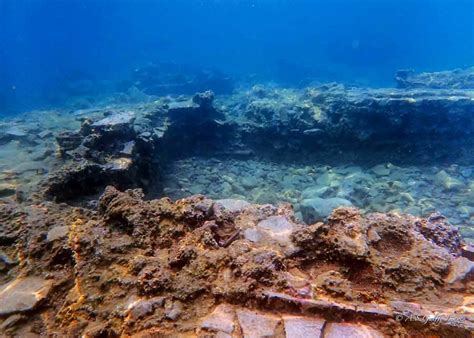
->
0, 187, 473, 336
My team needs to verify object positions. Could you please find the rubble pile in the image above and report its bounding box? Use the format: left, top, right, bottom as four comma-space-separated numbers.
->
45, 109, 158, 201
0, 187, 473, 336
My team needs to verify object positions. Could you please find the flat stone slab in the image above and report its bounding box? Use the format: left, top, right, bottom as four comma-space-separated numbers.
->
264, 291, 356, 312
168, 100, 196, 110
3, 126, 27, 138
236, 309, 280, 338
0, 277, 53, 316
92, 111, 135, 127
46, 226, 69, 242
283, 315, 325, 338
214, 199, 251, 213
201, 304, 235, 334
356, 303, 393, 317
324, 323, 385, 338
390, 300, 425, 317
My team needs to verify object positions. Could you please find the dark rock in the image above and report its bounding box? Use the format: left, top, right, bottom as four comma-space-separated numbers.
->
168, 247, 196, 269
462, 244, 474, 261
417, 213, 463, 254
0, 184, 16, 197
0, 314, 25, 331
44, 108, 158, 201
56, 131, 84, 158
192, 90, 215, 108
167, 91, 223, 123
43, 161, 105, 201
355, 303, 393, 317
232, 84, 474, 163
0, 250, 17, 271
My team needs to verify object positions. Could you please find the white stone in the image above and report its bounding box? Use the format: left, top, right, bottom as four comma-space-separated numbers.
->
283, 315, 325, 338
201, 304, 235, 334
324, 323, 385, 338
46, 226, 69, 242
446, 257, 474, 284
236, 309, 280, 338
257, 216, 295, 244
244, 228, 263, 243
0, 277, 53, 316
214, 199, 251, 213
371, 164, 391, 176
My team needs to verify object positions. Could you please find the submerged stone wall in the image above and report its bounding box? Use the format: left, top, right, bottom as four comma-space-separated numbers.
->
396, 67, 474, 89
0, 187, 473, 336
41, 83, 474, 201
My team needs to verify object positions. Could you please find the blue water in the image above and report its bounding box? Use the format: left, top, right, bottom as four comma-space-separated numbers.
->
1, 0, 473, 114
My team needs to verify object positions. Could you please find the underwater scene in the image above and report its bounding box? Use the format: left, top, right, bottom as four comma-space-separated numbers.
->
1, 0, 474, 337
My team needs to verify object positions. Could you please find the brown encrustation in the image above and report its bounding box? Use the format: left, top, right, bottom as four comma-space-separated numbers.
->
0, 186, 473, 336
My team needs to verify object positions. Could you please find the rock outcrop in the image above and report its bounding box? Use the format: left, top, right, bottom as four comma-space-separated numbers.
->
231, 84, 474, 161
42, 91, 231, 201
45, 110, 158, 201
0, 187, 473, 336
